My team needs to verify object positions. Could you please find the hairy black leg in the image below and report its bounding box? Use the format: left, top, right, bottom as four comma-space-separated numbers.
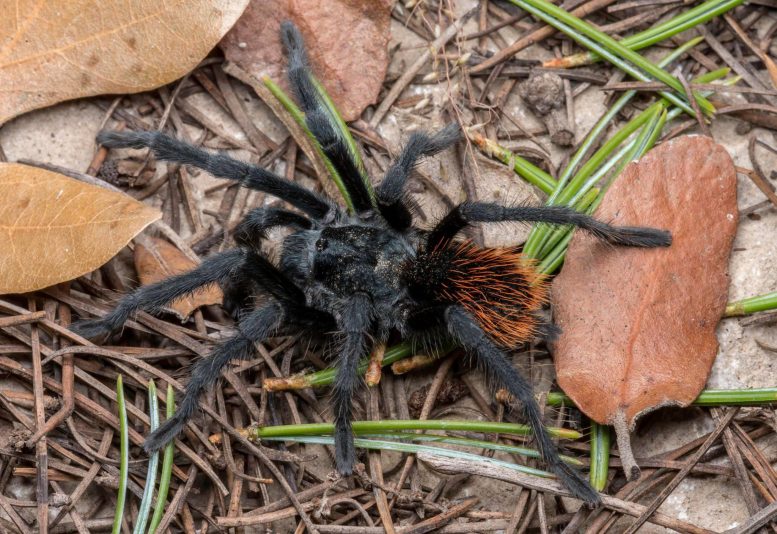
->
427, 202, 672, 251
280, 22, 374, 214
234, 207, 313, 250
332, 294, 373, 474
242, 251, 307, 308
376, 124, 461, 230
97, 130, 334, 219
446, 306, 601, 506
220, 276, 255, 320
144, 303, 284, 452
72, 249, 246, 339
223, 245, 316, 320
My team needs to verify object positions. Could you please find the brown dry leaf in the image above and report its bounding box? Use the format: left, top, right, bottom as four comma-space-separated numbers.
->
0, 0, 249, 125
553, 136, 738, 428
0, 163, 160, 294
134, 237, 222, 320
220, 0, 392, 121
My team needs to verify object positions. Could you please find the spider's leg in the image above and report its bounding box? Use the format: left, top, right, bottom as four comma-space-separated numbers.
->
376, 124, 461, 230
280, 22, 374, 214
97, 130, 334, 219
428, 201, 672, 251
144, 302, 284, 452
445, 305, 601, 506
222, 208, 314, 317
234, 207, 313, 250
332, 294, 373, 474
72, 249, 246, 339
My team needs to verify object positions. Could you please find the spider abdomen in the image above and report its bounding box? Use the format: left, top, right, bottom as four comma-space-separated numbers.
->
410, 241, 548, 348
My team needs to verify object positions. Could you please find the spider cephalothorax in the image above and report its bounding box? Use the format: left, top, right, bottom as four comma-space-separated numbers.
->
73, 22, 671, 506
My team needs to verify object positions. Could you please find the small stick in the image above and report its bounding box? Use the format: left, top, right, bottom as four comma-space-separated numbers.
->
0, 311, 46, 328
370, 9, 477, 127
402, 497, 479, 534
29, 299, 48, 534
736, 166, 777, 209
368, 388, 396, 533
678, 73, 711, 137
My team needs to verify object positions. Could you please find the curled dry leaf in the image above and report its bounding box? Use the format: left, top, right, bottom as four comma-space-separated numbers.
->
553, 136, 737, 434
0, 0, 249, 125
134, 237, 222, 321
0, 163, 160, 294
221, 0, 392, 121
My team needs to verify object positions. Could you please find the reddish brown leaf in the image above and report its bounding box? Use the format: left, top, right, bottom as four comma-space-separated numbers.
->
220, 0, 392, 121
552, 136, 738, 428
0, 0, 249, 125
134, 237, 222, 321
0, 163, 160, 294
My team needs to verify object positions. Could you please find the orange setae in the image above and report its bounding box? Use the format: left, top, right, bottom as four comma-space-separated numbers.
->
433, 241, 548, 348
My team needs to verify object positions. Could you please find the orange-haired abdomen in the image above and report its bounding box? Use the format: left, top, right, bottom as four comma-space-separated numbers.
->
409, 241, 549, 348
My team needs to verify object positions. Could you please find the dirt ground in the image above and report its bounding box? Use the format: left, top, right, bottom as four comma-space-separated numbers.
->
1, 2, 776, 532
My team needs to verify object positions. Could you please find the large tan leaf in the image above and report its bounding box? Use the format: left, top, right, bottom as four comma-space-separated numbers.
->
0, 163, 160, 294
134, 237, 222, 321
553, 136, 737, 428
220, 0, 392, 121
0, 0, 249, 125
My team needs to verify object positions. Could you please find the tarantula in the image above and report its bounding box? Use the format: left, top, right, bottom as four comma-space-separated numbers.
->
73, 22, 671, 505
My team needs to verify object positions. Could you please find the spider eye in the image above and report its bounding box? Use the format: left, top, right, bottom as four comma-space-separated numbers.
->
316, 238, 328, 252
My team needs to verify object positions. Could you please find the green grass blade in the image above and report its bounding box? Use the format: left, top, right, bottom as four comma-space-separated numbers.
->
539, 107, 665, 263
557, 0, 742, 66
511, 0, 715, 116
262, 77, 355, 211
547, 387, 777, 407
468, 131, 557, 194
725, 291, 777, 316
551, 37, 702, 199
538, 231, 576, 274
310, 77, 375, 202
523, 104, 658, 259
112, 376, 129, 534
589, 422, 611, 491
260, 435, 558, 478
248, 419, 582, 440
133, 381, 160, 534
148, 384, 175, 534
621, 0, 743, 51
350, 432, 583, 465
527, 68, 730, 265
509, 0, 713, 116
535, 188, 599, 261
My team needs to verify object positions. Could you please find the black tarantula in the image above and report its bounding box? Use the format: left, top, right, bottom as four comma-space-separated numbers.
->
73, 22, 671, 505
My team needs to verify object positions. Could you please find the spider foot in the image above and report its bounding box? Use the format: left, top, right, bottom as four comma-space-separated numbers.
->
551, 460, 601, 507
70, 319, 115, 341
